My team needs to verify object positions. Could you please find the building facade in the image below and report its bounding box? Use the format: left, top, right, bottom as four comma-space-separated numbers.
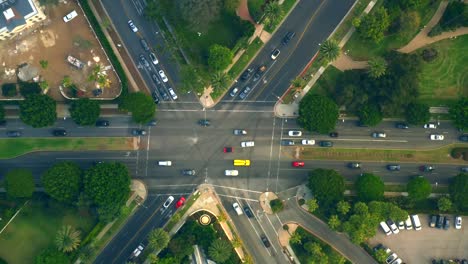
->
0, 0, 46, 41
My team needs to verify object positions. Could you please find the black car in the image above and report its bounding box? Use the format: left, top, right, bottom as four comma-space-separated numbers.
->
282, 31, 296, 44
147, 119, 157, 126
348, 162, 361, 169
181, 169, 196, 176
387, 164, 401, 171
0, 120, 6, 126
459, 135, 468, 142
139, 54, 149, 68
429, 215, 437, 227
52, 129, 67, 136
240, 68, 253, 81
152, 91, 160, 104
160, 90, 170, 101
319, 141, 333, 147
420, 165, 435, 172
131, 129, 146, 136
443, 216, 450, 230
281, 140, 294, 146
243, 206, 254, 218
436, 215, 444, 229
6, 130, 22, 137
461, 167, 468, 173
395, 122, 409, 129
151, 74, 161, 85
260, 234, 271, 248
95, 120, 110, 127
140, 38, 150, 51
329, 132, 339, 137
198, 119, 211, 127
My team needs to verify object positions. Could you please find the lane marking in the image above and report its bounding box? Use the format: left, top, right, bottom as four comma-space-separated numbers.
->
217, 194, 259, 202
158, 109, 274, 113
266, 117, 277, 192
210, 184, 263, 193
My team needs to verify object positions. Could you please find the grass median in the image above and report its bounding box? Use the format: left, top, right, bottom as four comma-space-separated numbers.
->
300, 144, 468, 164
0, 137, 135, 159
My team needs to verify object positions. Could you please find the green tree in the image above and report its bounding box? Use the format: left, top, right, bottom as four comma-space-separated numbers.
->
211, 72, 230, 90
5, 169, 34, 198
19, 94, 56, 128
307, 198, 319, 212
357, 103, 383, 127
223, 0, 240, 13
144, 0, 161, 20
307, 169, 345, 209
55, 225, 81, 253
342, 202, 381, 244
270, 199, 284, 213
438, 2, 468, 31
264, 1, 283, 27
40, 60, 49, 69
368, 56, 387, 78
148, 228, 170, 252
42, 161, 82, 203
355, 173, 385, 202
397, 11, 421, 38
405, 102, 430, 125
208, 44, 233, 72
69, 98, 100, 126
319, 39, 341, 63
35, 248, 70, 264
208, 239, 232, 263
62, 76, 73, 88
298, 94, 339, 134
83, 162, 131, 222
449, 97, 468, 131
289, 231, 302, 244
337, 200, 351, 215
357, 7, 391, 43
374, 248, 389, 263
78, 244, 95, 263
449, 173, 468, 211
437, 196, 452, 212
118, 92, 155, 124
328, 214, 341, 230
407, 176, 432, 201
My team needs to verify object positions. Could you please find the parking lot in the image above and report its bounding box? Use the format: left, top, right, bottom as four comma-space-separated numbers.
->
370, 215, 467, 263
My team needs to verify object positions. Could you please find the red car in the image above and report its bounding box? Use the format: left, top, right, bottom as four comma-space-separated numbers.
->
292, 161, 305, 167
223, 147, 233, 153
175, 197, 186, 208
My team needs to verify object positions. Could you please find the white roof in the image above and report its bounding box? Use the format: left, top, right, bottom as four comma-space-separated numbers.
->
3, 8, 14, 20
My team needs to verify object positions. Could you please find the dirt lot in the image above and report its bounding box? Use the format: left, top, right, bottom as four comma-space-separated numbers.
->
369, 215, 467, 263
0, 1, 120, 101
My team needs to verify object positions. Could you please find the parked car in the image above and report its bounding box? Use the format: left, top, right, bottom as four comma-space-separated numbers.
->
411, 214, 422, 230
175, 197, 186, 208
455, 216, 462, 229
233, 129, 247, 135
386, 219, 399, 234
380, 221, 392, 235
282, 31, 296, 44
127, 20, 138, 32
230, 87, 239, 97
168, 88, 178, 100
140, 39, 150, 51
288, 130, 302, 137
301, 139, 315, 145
372, 132, 386, 138
329, 132, 339, 137
443, 216, 450, 230
233, 203, 243, 215
430, 134, 444, 140
398, 221, 405, 230
95, 120, 110, 127
149, 52, 158, 65
52, 129, 67, 136
6, 131, 22, 137
348, 162, 361, 169
405, 216, 413, 230
152, 91, 160, 104
163, 196, 174, 209
181, 169, 196, 176
240, 68, 253, 81
461, 167, 468, 173
395, 122, 409, 129
241, 141, 255, 147
158, 70, 168, 82
424, 123, 437, 129
271, 49, 280, 60
63, 10, 78, 22
281, 140, 294, 146
139, 54, 150, 68
387, 164, 401, 171
198, 119, 211, 127
239, 86, 252, 99
132, 129, 146, 136
429, 215, 437, 228
436, 215, 444, 229
386, 253, 398, 264
160, 90, 170, 101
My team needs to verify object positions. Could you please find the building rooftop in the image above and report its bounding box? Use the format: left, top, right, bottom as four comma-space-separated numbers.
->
0, 0, 38, 34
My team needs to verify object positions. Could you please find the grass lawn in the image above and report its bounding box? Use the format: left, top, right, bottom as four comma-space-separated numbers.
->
299, 144, 468, 164
332, 0, 373, 41
228, 37, 264, 79
0, 196, 97, 264
417, 35, 468, 106
0, 137, 134, 159
310, 65, 341, 97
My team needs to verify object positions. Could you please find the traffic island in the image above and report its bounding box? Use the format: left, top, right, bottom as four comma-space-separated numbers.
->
259, 191, 278, 214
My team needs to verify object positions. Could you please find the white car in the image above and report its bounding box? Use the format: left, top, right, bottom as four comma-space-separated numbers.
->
386, 253, 398, 264
271, 49, 280, 60
372, 132, 386, 138
163, 196, 174, 209
158, 70, 168, 82
424, 123, 437, 129
233, 202, 243, 215
241, 141, 255, 147
127, 20, 138, 32
387, 220, 399, 234
391, 258, 403, 264
225, 170, 239, 176
301, 139, 315, 145
130, 244, 144, 258
168, 88, 178, 100
288, 130, 302, 137
404, 216, 413, 230
149, 53, 159, 65
430, 134, 444, 140
63, 10, 78, 23
455, 216, 462, 229
158, 161, 172, 166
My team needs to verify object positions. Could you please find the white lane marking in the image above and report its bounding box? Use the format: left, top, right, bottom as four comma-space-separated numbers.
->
274, 119, 285, 192
217, 194, 259, 202
145, 127, 151, 177
56, 157, 137, 160
332, 138, 409, 142
210, 184, 263, 193
266, 117, 277, 191
158, 109, 274, 113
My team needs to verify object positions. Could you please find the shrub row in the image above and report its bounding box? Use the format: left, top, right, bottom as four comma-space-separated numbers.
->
451, 148, 468, 161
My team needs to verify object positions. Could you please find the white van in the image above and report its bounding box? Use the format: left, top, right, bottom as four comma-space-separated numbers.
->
380, 221, 392, 235
411, 214, 422, 230
404, 216, 413, 230
158, 161, 172, 166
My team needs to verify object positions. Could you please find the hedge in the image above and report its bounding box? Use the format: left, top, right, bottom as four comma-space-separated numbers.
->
1, 83, 17, 97
451, 148, 468, 161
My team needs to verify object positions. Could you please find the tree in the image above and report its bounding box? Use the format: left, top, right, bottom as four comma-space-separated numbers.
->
224, 0, 240, 13
177, 0, 222, 32
208, 239, 232, 263
449, 173, 468, 211
40, 60, 49, 69
148, 228, 170, 252
368, 57, 387, 78
144, 0, 161, 20
307, 199, 319, 212
449, 97, 468, 131
307, 169, 345, 209
298, 94, 339, 134
342, 202, 381, 244
83, 162, 131, 222
118, 92, 155, 124
208, 44, 233, 72
328, 215, 341, 230
437, 196, 452, 212
270, 199, 284, 213
39, 81, 49, 91
264, 1, 283, 27
337, 200, 351, 215
289, 231, 302, 244
397, 11, 421, 38
42, 161, 82, 203
35, 248, 70, 264
19, 94, 56, 128
357, 7, 391, 43
5, 169, 34, 198
319, 39, 341, 63
355, 173, 385, 202
78, 244, 95, 263
69, 98, 100, 126
357, 103, 383, 127
55, 225, 81, 253
438, 2, 468, 31
211, 72, 230, 90
407, 176, 432, 201
405, 102, 430, 125
374, 248, 389, 263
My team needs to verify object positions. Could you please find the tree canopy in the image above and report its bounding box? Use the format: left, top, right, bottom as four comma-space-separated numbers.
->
208, 44, 233, 72
298, 94, 339, 134
407, 176, 432, 201
357, 103, 383, 127
42, 161, 82, 203
35, 248, 70, 264
83, 162, 131, 222
449, 173, 468, 211
438, 2, 468, 31
357, 7, 391, 43
5, 168, 35, 198
355, 173, 385, 202
449, 97, 468, 131
118, 92, 155, 124
0, 103, 5, 121
367, 57, 387, 78
319, 39, 341, 62
208, 239, 232, 263
405, 102, 430, 125
307, 169, 345, 209
19, 94, 57, 128
69, 98, 100, 126
177, 0, 222, 33
148, 228, 170, 252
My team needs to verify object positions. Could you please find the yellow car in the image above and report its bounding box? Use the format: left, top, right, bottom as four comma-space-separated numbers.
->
233, 160, 251, 166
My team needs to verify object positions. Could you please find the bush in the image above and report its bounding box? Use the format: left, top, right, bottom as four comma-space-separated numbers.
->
270, 199, 284, 213
421, 48, 438, 62
451, 148, 468, 159
428, 24, 443, 37
298, 198, 305, 205
2, 83, 17, 97
19, 82, 41, 96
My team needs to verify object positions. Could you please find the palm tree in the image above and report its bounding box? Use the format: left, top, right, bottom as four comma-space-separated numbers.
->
208, 239, 232, 263
319, 39, 341, 63
368, 56, 387, 78
264, 1, 283, 26
289, 231, 302, 244
55, 225, 81, 253
210, 72, 230, 90
147, 228, 170, 252
78, 244, 95, 262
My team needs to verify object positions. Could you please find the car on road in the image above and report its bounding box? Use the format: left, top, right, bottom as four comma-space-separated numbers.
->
372, 132, 386, 138
181, 169, 196, 176
130, 243, 144, 259
229, 87, 239, 97
387, 220, 399, 234
281, 140, 294, 146
63, 10, 78, 22
127, 20, 138, 32
52, 129, 67, 136
131, 129, 146, 136
329, 132, 339, 137
436, 215, 444, 229
282, 31, 296, 44
198, 119, 210, 127
420, 165, 435, 172
386, 253, 398, 264
233, 202, 243, 215
443, 216, 450, 230
288, 130, 302, 137
319, 141, 333, 147
459, 135, 468, 142
151, 74, 161, 85
152, 91, 160, 104
455, 216, 462, 229
260, 234, 271, 248
147, 119, 157, 126
240, 141, 255, 147
387, 164, 400, 171
158, 160, 172, 166
243, 206, 254, 218
6, 131, 22, 137
225, 170, 239, 176
163, 196, 174, 209
175, 197, 186, 208
348, 162, 361, 169
430, 134, 444, 140
168, 88, 178, 100
139, 54, 150, 68
271, 49, 280, 60
140, 39, 150, 51
160, 90, 170, 101
424, 123, 437, 129
233, 159, 250, 166
292, 161, 305, 167
149, 53, 158, 65
223, 147, 233, 153
95, 120, 110, 127
252, 65, 266, 82
301, 139, 315, 145
240, 68, 253, 81
158, 70, 168, 82
233, 129, 247, 135
430, 215, 437, 227
395, 122, 409, 129
239, 86, 252, 99
461, 167, 468, 172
